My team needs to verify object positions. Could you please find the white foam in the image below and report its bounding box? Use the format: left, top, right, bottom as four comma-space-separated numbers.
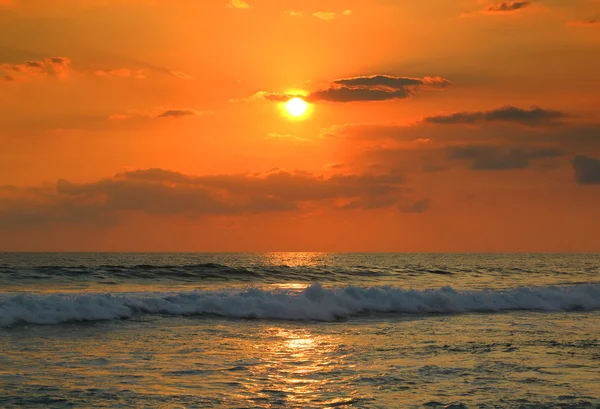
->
1, 283, 599, 327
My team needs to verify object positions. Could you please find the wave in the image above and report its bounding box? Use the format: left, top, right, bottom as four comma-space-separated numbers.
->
2, 283, 600, 327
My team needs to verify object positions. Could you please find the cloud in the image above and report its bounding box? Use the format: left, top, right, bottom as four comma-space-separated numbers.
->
322, 123, 432, 142
268, 133, 309, 142
399, 198, 431, 214
107, 114, 134, 121
322, 105, 599, 177
93, 68, 143, 79
334, 75, 450, 89
567, 19, 600, 26
92, 65, 191, 81
325, 114, 600, 151
485, 1, 531, 13
423, 106, 568, 126
0, 56, 71, 80
45, 57, 70, 76
230, 0, 251, 9
254, 74, 451, 103
0, 168, 430, 227
313, 10, 352, 21
447, 146, 562, 170
313, 11, 337, 21
309, 87, 412, 102
106, 109, 211, 122
169, 70, 195, 80
0, 51, 192, 82
286, 10, 351, 20
572, 155, 600, 184
157, 109, 201, 118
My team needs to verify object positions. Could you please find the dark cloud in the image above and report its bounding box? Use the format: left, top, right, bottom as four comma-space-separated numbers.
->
24, 60, 44, 69
486, 1, 531, 13
333, 75, 451, 89
46, 57, 69, 66
157, 109, 199, 118
256, 74, 451, 103
423, 106, 567, 126
325, 118, 600, 151
322, 106, 600, 180
0, 168, 429, 227
399, 199, 431, 214
448, 146, 562, 170
572, 155, 600, 184
338, 118, 600, 178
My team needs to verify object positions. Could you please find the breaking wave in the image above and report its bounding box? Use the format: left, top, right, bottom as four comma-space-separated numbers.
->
2, 283, 600, 327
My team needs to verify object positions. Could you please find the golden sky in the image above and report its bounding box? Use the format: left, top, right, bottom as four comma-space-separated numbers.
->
1, 0, 600, 251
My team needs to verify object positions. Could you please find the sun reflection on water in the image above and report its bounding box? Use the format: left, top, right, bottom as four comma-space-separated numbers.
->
241, 327, 360, 407
260, 252, 335, 291
261, 252, 332, 268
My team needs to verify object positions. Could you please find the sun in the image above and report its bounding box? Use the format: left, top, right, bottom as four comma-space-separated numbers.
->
285, 97, 309, 118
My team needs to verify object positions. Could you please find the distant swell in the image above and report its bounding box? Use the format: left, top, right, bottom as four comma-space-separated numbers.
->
2, 283, 600, 327
0, 263, 262, 280
0, 264, 389, 282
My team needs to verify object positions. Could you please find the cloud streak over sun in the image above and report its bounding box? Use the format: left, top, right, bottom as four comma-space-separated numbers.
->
254, 75, 451, 103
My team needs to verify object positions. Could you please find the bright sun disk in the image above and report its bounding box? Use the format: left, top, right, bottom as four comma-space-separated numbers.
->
285, 97, 308, 117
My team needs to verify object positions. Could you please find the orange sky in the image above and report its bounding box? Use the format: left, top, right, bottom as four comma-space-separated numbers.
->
1, 0, 600, 252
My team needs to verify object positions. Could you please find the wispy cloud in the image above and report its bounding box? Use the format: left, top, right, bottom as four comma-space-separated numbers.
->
313, 10, 352, 21
93, 68, 147, 80
230, 0, 251, 9
313, 11, 336, 21
567, 18, 600, 26
284, 9, 352, 20
108, 109, 212, 120
268, 133, 310, 142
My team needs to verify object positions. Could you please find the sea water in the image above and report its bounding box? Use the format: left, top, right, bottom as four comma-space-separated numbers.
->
1, 253, 599, 408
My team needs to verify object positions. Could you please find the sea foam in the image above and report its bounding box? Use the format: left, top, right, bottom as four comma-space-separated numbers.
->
1, 283, 599, 327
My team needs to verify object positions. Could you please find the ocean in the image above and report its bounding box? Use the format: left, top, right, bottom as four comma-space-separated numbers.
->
1, 253, 599, 408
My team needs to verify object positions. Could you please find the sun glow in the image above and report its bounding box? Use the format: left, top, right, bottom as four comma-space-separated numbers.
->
285, 97, 309, 118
